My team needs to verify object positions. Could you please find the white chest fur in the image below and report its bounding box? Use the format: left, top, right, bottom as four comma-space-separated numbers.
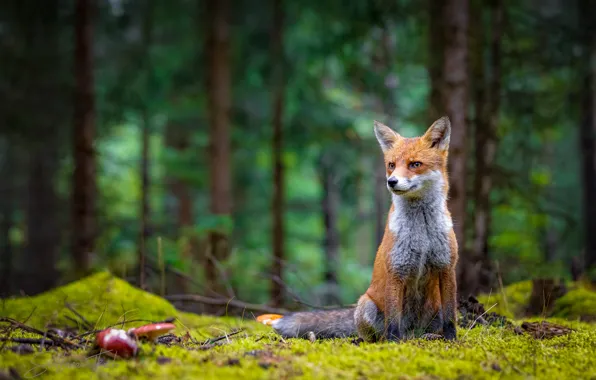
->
387, 192, 453, 279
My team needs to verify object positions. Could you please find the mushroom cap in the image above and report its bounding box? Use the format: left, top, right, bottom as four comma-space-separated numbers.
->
256, 314, 284, 326
130, 322, 176, 340
96, 328, 138, 358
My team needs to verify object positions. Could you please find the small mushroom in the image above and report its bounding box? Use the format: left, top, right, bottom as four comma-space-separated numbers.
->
96, 328, 138, 359
130, 323, 176, 341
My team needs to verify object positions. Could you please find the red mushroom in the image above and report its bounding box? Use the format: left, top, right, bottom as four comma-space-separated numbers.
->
130, 323, 176, 341
96, 328, 138, 359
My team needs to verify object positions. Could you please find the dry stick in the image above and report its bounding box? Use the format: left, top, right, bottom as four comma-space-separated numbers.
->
158, 236, 165, 297
65, 302, 93, 330
270, 273, 356, 310
1, 337, 55, 346
201, 328, 244, 346
39, 330, 48, 353
165, 294, 288, 315
144, 257, 225, 298
0, 318, 81, 349
495, 261, 509, 314
205, 250, 236, 299
0, 307, 37, 352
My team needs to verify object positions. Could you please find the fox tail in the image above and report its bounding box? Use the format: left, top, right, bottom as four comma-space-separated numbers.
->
256, 308, 356, 339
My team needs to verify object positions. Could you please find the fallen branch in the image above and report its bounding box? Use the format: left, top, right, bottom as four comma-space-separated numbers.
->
165, 295, 288, 315
0, 317, 81, 349
0, 337, 55, 346
65, 302, 93, 330
201, 328, 244, 346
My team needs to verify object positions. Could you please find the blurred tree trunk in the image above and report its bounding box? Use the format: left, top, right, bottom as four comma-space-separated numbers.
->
165, 122, 193, 294
373, 167, 386, 248
23, 145, 60, 294
270, 0, 286, 307
72, 0, 96, 276
138, 0, 154, 290
430, 0, 471, 294
205, 0, 231, 292
0, 144, 15, 296
579, 0, 596, 277
139, 110, 150, 290
471, 0, 502, 293
428, 0, 444, 122
373, 27, 395, 249
321, 153, 340, 304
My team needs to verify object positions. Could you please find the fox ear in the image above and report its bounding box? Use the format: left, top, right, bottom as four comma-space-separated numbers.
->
374, 121, 401, 152
423, 116, 451, 151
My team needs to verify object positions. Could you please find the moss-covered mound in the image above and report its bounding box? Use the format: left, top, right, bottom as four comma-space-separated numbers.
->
1, 273, 596, 379
478, 280, 596, 321
0, 271, 266, 334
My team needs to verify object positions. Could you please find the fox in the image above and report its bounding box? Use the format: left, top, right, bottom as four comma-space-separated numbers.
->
258, 116, 458, 342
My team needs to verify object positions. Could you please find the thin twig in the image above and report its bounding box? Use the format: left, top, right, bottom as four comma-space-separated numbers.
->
165, 294, 288, 315
65, 302, 93, 330
0, 317, 81, 349
200, 328, 243, 346
0, 337, 55, 347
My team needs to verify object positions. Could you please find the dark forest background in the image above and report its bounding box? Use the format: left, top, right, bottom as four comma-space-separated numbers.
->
0, 0, 595, 311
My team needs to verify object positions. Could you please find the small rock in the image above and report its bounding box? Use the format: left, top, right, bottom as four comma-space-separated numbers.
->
157, 356, 172, 365
350, 337, 364, 346
258, 362, 271, 369
245, 350, 263, 357
491, 363, 502, 372
420, 333, 443, 341
9, 345, 34, 355
226, 358, 240, 366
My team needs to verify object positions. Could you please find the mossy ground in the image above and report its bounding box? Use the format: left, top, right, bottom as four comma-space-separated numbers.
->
2, 273, 596, 379
477, 280, 596, 321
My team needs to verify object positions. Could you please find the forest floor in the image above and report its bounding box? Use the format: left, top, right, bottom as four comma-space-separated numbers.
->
1, 272, 596, 379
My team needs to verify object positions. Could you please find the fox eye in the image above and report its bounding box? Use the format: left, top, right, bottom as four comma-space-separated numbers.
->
388, 162, 395, 170
409, 161, 422, 169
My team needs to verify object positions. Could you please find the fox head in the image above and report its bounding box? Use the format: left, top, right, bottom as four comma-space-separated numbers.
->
373, 116, 450, 199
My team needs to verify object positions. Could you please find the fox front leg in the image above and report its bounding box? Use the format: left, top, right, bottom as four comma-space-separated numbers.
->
384, 277, 406, 342
439, 267, 457, 340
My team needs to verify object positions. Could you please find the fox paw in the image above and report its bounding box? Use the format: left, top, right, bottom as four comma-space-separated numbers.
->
385, 323, 404, 342
443, 321, 457, 341
420, 333, 443, 341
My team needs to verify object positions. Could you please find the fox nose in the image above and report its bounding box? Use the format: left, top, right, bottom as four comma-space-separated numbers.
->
387, 177, 398, 188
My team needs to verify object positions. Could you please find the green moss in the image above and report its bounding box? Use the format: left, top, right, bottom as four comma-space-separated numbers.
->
552, 286, 596, 321
2, 274, 596, 379
0, 271, 267, 336
477, 280, 596, 321
477, 281, 533, 319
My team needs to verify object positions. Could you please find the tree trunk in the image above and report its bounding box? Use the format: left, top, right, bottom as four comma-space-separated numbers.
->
270, 0, 286, 307
471, 0, 502, 293
428, 0, 444, 122
164, 122, 201, 294
22, 146, 60, 294
525, 279, 567, 317
430, 0, 470, 294
138, 0, 153, 290
139, 110, 150, 290
321, 153, 340, 304
373, 166, 386, 248
373, 27, 395, 250
72, 0, 96, 276
0, 143, 15, 296
205, 0, 231, 292
579, 0, 596, 276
